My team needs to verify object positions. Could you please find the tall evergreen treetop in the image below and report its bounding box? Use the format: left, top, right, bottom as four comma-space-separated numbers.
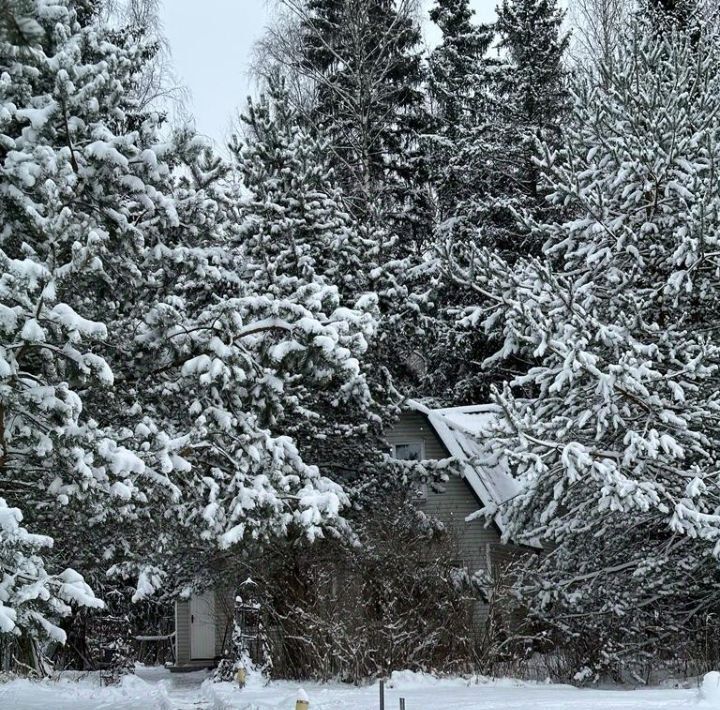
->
428, 0, 495, 137
298, 0, 431, 251
426, 0, 498, 234
496, 0, 570, 140
232, 78, 376, 302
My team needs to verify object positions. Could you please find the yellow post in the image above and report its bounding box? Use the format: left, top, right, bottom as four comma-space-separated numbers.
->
295, 688, 310, 710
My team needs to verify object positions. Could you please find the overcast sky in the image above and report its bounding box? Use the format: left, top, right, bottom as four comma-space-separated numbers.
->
162, 0, 498, 147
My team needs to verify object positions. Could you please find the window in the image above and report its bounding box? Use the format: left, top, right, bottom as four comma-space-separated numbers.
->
392, 441, 424, 461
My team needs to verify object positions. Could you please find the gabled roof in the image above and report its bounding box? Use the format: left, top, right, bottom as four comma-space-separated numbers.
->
406, 400, 520, 534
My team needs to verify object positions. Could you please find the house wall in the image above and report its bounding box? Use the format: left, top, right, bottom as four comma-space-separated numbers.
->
386, 410, 506, 629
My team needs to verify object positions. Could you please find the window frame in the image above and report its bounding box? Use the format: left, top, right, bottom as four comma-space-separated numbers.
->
391, 440, 425, 462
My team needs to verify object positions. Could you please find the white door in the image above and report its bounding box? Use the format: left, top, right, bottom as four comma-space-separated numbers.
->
190, 589, 216, 659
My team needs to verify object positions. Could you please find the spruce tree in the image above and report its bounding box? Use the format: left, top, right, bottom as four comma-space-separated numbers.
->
427, 0, 570, 405
428, 0, 494, 135
426, 0, 495, 230
422, 0, 500, 405
492, 0, 570, 253
298, 0, 431, 252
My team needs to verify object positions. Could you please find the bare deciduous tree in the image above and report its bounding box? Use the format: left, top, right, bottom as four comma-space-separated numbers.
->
103, 0, 190, 121
568, 0, 633, 78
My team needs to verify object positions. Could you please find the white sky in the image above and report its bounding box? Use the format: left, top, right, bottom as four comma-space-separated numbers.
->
162, 0, 498, 146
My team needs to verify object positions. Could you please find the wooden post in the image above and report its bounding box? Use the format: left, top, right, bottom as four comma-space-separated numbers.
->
379, 680, 385, 710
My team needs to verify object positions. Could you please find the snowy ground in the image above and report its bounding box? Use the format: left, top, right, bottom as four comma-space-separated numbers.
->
0, 665, 718, 709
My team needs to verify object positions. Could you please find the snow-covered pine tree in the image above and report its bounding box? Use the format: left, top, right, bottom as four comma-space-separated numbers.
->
115, 110, 391, 590
228, 77, 400, 501
232, 77, 376, 303
0, 498, 102, 662
457, 14, 720, 674
0, 0, 182, 651
1, 0, 382, 637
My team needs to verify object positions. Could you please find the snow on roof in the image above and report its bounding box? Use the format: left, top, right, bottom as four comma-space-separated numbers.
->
406, 400, 519, 534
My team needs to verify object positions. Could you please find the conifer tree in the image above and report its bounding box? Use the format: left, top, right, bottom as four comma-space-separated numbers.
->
426, 0, 495, 230
0, 498, 102, 648
229, 79, 400, 500
0, 0, 384, 625
492, 0, 570, 253
0, 0, 171, 647
294, 0, 431, 252
232, 79, 376, 303
427, 0, 570, 405
456, 17, 720, 673
428, 0, 494, 136
422, 0, 500, 405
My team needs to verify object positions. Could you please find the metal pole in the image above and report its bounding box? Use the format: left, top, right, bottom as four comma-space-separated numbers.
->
379, 680, 385, 710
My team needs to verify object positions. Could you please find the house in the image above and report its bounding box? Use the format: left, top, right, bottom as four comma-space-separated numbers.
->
171, 400, 527, 671
386, 400, 530, 632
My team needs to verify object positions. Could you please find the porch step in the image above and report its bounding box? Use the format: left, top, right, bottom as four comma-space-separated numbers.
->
168, 660, 216, 673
